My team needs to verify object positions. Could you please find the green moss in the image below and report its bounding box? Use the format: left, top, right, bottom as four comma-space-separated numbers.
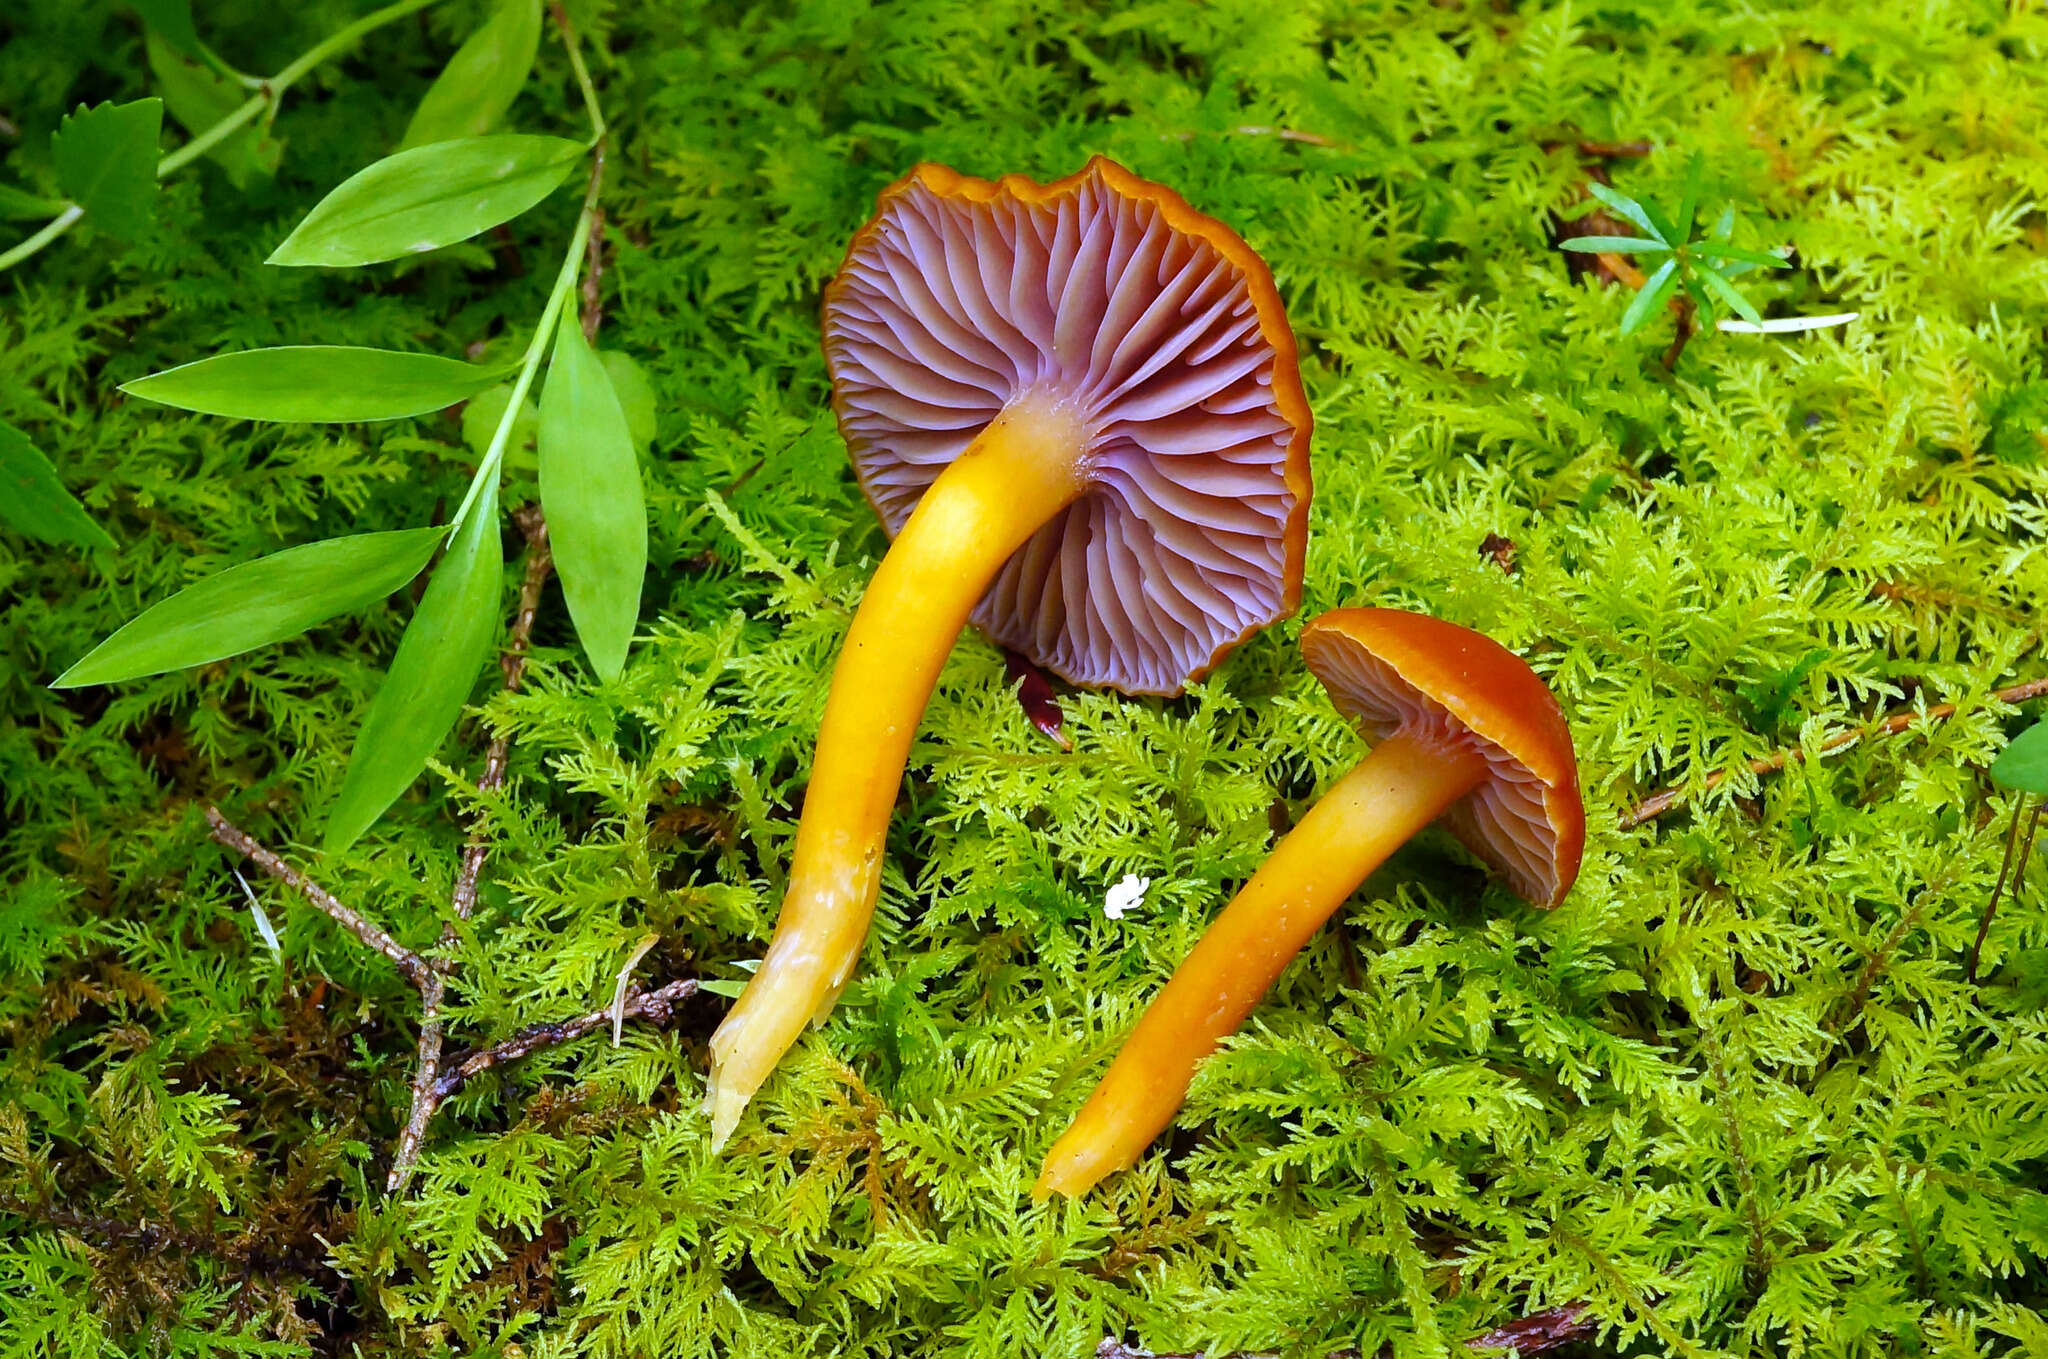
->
5, 0, 2048, 1355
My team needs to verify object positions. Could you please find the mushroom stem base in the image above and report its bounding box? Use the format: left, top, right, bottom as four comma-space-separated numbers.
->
1034, 728, 1489, 1198
705, 392, 1090, 1149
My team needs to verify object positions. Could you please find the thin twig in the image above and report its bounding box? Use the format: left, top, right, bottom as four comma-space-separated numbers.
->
389, 510, 552, 1192
452, 506, 554, 921
1660, 295, 1697, 371
579, 155, 607, 342
1622, 675, 2048, 828
1088, 1305, 1595, 1359
433, 978, 700, 1101
204, 806, 436, 984
1577, 139, 1653, 158
1966, 796, 2042, 984
1467, 1304, 1597, 1353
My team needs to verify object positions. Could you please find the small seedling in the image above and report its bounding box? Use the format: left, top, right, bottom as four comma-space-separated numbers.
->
1561, 154, 1794, 337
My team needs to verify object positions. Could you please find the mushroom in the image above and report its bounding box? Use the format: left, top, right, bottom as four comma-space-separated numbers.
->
703, 157, 1314, 1146
1034, 607, 1584, 1198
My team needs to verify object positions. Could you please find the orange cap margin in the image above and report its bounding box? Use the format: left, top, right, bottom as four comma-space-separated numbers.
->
1300, 608, 1586, 907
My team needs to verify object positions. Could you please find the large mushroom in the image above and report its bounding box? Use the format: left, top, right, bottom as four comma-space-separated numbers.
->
704, 157, 1314, 1146
1035, 608, 1584, 1198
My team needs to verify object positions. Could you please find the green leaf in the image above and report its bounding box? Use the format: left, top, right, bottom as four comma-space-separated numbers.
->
0, 184, 70, 220
52, 99, 164, 240
1991, 721, 2048, 796
131, 0, 203, 58
1559, 235, 1670, 254
53, 527, 444, 687
268, 134, 584, 267
463, 383, 540, 468
1637, 195, 1682, 248
0, 421, 115, 552
1585, 182, 1664, 243
399, 0, 543, 151
539, 313, 646, 680
146, 32, 279, 190
1674, 151, 1704, 244
1696, 264, 1763, 324
1693, 240, 1791, 269
1619, 257, 1679, 337
324, 486, 504, 851
123, 346, 509, 422
598, 350, 657, 451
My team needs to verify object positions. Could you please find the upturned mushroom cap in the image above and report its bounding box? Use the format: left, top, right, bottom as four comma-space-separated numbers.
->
821, 156, 1313, 695
1298, 609, 1585, 907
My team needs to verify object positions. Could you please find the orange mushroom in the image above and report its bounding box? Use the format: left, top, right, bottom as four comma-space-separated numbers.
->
1036, 608, 1584, 1198
703, 158, 1313, 1147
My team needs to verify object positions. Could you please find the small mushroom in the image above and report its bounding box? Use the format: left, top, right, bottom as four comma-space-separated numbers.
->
704, 158, 1313, 1147
1035, 608, 1584, 1198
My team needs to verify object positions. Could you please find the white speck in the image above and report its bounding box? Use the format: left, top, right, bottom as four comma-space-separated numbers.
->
1718, 311, 1859, 334
1104, 874, 1151, 921
233, 869, 282, 964
409, 239, 438, 253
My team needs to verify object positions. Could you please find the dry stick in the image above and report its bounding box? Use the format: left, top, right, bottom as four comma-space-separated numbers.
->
387, 511, 553, 1193
1621, 675, 2048, 828
579, 154, 607, 343
1966, 796, 2043, 984
1660, 295, 1698, 371
433, 978, 700, 1102
205, 806, 437, 985
1090, 1305, 1595, 1359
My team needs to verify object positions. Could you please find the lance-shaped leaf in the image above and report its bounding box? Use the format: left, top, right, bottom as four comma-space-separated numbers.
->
598, 350, 657, 451
538, 313, 645, 680
1992, 721, 2048, 797
146, 32, 279, 189
52, 98, 164, 240
131, 0, 203, 59
54, 527, 444, 687
269, 134, 583, 268
123, 346, 509, 422
399, 0, 542, 151
324, 484, 504, 851
0, 421, 116, 552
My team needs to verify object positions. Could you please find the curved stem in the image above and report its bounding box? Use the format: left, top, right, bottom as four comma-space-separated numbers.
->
0, 205, 83, 273
1034, 728, 1489, 1198
705, 392, 1091, 1147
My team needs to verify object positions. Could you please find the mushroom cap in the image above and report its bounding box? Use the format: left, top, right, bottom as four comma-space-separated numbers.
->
821, 156, 1313, 696
1299, 609, 1585, 908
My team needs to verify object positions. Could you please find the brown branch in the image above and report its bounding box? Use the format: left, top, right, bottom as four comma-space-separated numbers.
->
1660, 295, 1697, 371
579, 161, 607, 342
204, 807, 435, 985
1089, 1305, 1596, 1359
389, 510, 552, 1193
1576, 139, 1653, 159
1468, 1305, 1596, 1353
1162, 124, 1350, 151
1966, 797, 2042, 983
433, 978, 700, 1101
1622, 675, 2048, 828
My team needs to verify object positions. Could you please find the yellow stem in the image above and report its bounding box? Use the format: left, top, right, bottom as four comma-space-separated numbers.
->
1034, 728, 1488, 1198
706, 391, 1090, 1148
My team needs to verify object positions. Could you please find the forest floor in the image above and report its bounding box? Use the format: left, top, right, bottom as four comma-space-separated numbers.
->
4, 2, 2048, 1356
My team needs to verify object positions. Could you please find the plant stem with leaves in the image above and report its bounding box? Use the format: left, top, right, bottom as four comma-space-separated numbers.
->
0, 0, 451, 274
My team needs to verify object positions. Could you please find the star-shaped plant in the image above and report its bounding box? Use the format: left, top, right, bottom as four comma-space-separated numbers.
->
1562, 155, 1793, 336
